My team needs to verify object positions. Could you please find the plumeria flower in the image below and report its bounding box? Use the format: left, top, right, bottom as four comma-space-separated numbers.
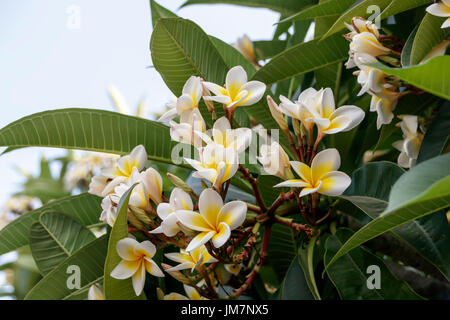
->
275, 148, 351, 197
150, 188, 193, 237
163, 285, 208, 300
257, 141, 294, 180
158, 76, 203, 122
94, 145, 148, 197
203, 66, 266, 110
392, 115, 424, 168
175, 189, 247, 251
353, 53, 385, 96
184, 143, 239, 189
100, 195, 118, 227
196, 116, 252, 153
278, 91, 316, 132
298, 88, 365, 135
426, 0, 450, 28
369, 85, 400, 129
88, 284, 105, 300
266, 96, 289, 131
234, 34, 257, 64
170, 108, 206, 148
114, 166, 163, 212
164, 245, 218, 272
110, 238, 164, 296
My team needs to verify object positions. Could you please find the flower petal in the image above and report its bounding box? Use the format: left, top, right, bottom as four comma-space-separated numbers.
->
110, 260, 141, 279
158, 213, 181, 237
290, 161, 312, 182
274, 180, 309, 188
426, 3, 450, 17
226, 66, 247, 97
171, 187, 194, 211
165, 262, 195, 272
320, 88, 336, 118
175, 210, 213, 232
186, 231, 216, 252
116, 238, 139, 261
211, 222, 231, 248
239, 81, 266, 106
134, 240, 156, 258
156, 203, 171, 220
182, 76, 203, 106
158, 108, 178, 122
299, 181, 322, 197
328, 105, 365, 132
198, 188, 223, 228
311, 148, 341, 182
318, 171, 351, 196
217, 200, 247, 230
165, 252, 192, 264
144, 257, 165, 277
131, 264, 146, 296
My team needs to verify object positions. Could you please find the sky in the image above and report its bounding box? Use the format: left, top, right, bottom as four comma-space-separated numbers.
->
0, 0, 281, 206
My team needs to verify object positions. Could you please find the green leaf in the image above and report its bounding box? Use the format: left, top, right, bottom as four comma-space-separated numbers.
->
0, 108, 178, 165
104, 184, 145, 300
298, 236, 321, 300
278, 253, 314, 300
280, 0, 355, 23
417, 101, 450, 163
252, 33, 349, 85
29, 212, 96, 275
321, 0, 392, 40
0, 193, 102, 256
325, 154, 450, 279
181, 0, 315, 15
25, 235, 108, 300
341, 161, 405, 216
149, 0, 177, 26
342, 161, 450, 279
380, 0, 432, 20
401, 24, 419, 67
253, 40, 287, 60
268, 224, 297, 280
410, 13, 450, 65
369, 56, 450, 100
324, 228, 422, 300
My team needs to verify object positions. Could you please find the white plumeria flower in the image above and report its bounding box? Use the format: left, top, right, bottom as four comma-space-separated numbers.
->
175, 189, 247, 251
88, 284, 105, 300
110, 238, 164, 296
278, 91, 316, 132
185, 143, 239, 190
88, 175, 109, 197
196, 117, 252, 153
299, 88, 365, 135
234, 34, 256, 63
157, 97, 178, 123
392, 115, 424, 168
345, 17, 380, 39
158, 76, 203, 122
97, 145, 148, 196
163, 285, 208, 300
170, 108, 206, 148
203, 66, 266, 110
426, 0, 450, 28
164, 245, 218, 272
150, 188, 193, 237
369, 85, 400, 129
100, 195, 118, 227
353, 53, 385, 96
275, 148, 351, 197
257, 141, 293, 180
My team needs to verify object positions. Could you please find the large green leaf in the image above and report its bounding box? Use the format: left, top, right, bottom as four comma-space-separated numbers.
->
298, 236, 321, 300
253, 40, 287, 60
25, 235, 108, 300
150, 0, 177, 26
326, 154, 450, 279
0, 193, 101, 256
324, 229, 421, 300
252, 33, 349, 85
104, 184, 145, 300
380, 0, 432, 20
0, 108, 178, 164
29, 212, 96, 275
181, 0, 315, 15
342, 161, 450, 280
410, 13, 450, 65
321, 0, 392, 40
278, 254, 314, 300
280, 0, 355, 23
401, 24, 419, 67
417, 101, 450, 163
369, 57, 450, 100
268, 224, 297, 280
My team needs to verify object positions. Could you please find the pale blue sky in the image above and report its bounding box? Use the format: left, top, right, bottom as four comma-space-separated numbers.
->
0, 0, 280, 205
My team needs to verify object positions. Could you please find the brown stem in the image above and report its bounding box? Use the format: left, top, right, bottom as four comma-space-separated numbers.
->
239, 165, 267, 212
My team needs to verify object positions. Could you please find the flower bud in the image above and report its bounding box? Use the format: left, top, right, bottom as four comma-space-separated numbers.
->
167, 173, 193, 193
267, 96, 288, 131
161, 263, 192, 285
